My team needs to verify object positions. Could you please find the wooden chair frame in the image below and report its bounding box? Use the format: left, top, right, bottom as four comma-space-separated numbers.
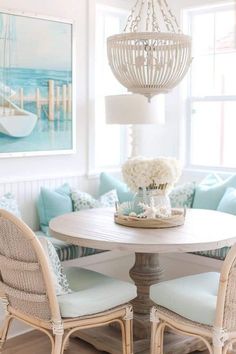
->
150, 243, 236, 354
0, 209, 133, 354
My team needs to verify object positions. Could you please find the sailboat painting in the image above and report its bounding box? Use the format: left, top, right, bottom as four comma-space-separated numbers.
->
0, 11, 74, 156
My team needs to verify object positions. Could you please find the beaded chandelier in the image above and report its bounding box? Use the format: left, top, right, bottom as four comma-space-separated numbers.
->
107, 0, 192, 101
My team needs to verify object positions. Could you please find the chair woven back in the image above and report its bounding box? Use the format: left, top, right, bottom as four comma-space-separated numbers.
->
215, 243, 236, 331
0, 209, 61, 322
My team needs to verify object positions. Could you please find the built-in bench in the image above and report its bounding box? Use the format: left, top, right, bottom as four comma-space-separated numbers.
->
0, 174, 236, 261
1, 172, 235, 265
0, 174, 107, 264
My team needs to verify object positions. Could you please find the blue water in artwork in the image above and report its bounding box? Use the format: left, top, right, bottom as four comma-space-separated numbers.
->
0, 68, 73, 153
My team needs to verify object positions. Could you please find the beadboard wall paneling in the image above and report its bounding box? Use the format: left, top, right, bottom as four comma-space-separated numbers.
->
0, 174, 99, 230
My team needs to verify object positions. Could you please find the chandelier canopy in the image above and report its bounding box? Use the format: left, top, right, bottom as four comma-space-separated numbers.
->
107, 0, 192, 101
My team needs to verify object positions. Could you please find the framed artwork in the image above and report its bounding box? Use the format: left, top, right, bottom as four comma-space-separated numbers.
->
0, 10, 75, 157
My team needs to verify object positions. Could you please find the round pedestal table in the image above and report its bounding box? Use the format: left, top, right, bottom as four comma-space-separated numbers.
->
49, 208, 236, 354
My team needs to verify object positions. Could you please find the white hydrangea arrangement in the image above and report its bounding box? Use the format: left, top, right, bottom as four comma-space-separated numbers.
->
122, 156, 181, 194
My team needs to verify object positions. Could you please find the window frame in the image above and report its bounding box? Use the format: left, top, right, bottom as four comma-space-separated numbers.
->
87, 0, 129, 177
184, 2, 236, 172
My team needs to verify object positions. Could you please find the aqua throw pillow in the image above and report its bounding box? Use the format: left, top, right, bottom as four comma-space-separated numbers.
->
192, 174, 236, 210
199, 173, 222, 186
99, 172, 133, 203
37, 184, 72, 233
71, 189, 118, 211
170, 182, 196, 208
217, 187, 236, 215
0, 193, 21, 218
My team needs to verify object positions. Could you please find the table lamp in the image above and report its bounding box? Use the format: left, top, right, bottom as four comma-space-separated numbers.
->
105, 94, 165, 157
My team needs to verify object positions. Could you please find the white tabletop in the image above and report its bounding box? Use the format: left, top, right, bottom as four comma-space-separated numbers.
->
49, 208, 236, 254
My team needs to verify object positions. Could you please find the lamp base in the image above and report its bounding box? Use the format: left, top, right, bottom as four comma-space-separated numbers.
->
130, 124, 138, 158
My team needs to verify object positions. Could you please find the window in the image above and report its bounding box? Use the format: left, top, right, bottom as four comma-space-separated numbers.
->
185, 3, 236, 169
89, 4, 128, 173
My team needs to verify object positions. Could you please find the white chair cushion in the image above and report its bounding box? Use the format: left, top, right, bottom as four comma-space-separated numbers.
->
150, 272, 220, 326
58, 267, 137, 318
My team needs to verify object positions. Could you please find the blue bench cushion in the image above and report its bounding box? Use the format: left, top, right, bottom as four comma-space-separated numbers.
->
58, 267, 137, 318
192, 246, 230, 261
150, 272, 220, 326
35, 231, 104, 262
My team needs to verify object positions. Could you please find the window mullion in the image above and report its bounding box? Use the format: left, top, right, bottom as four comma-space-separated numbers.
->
190, 96, 236, 102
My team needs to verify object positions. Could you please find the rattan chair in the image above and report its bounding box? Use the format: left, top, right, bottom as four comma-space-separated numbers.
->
0, 209, 134, 354
150, 244, 236, 354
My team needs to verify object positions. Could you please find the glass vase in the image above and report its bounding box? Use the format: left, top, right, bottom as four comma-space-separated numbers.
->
149, 190, 171, 218
133, 188, 149, 215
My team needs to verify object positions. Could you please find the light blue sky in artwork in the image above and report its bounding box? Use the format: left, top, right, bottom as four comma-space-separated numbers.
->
9, 14, 72, 71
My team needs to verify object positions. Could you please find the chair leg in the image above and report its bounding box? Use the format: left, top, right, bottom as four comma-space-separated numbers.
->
222, 342, 235, 354
212, 346, 223, 354
0, 315, 12, 350
121, 306, 134, 354
64, 337, 70, 351
120, 318, 133, 354
150, 321, 164, 354
51, 334, 63, 354
150, 318, 158, 354
60, 333, 70, 353
124, 317, 133, 354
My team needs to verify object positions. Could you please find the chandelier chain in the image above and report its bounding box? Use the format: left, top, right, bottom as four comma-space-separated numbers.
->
124, 0, 139, 32
157, 0, 172, 32
162, 0, 181, 33
151, 0, 160, 32
129, 0, 145, 32
123, 0, 181, 33
133, 0, 145, 32
146, 0, 152, 31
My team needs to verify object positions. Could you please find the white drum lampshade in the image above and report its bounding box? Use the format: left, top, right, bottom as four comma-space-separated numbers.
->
105, 94, 165, 156
105, 94, 165, 125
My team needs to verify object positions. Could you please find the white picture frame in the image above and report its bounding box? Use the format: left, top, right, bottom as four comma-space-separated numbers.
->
0, 9, 76, 158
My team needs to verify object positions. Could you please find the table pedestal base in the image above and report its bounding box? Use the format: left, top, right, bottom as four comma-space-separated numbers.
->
76, 253, 206, 354
77, 325, 206, 354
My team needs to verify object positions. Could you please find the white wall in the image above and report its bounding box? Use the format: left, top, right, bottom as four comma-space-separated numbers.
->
0, 0, 132, 183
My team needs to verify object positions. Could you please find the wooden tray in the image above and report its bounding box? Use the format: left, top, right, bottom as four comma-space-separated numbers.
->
114, 208, 186, 229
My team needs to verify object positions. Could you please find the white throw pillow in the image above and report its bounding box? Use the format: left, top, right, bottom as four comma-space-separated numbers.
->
170, 182, 196, 208
71, 189, 118, 211
0, 193, 21, 218
38, 237, 71, 296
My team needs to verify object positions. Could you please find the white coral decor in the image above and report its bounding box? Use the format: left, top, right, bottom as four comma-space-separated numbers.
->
122, 156, 181, 194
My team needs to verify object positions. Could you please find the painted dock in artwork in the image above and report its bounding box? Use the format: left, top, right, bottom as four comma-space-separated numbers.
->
0, 75, 73, 152
13, 80, 72, 121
